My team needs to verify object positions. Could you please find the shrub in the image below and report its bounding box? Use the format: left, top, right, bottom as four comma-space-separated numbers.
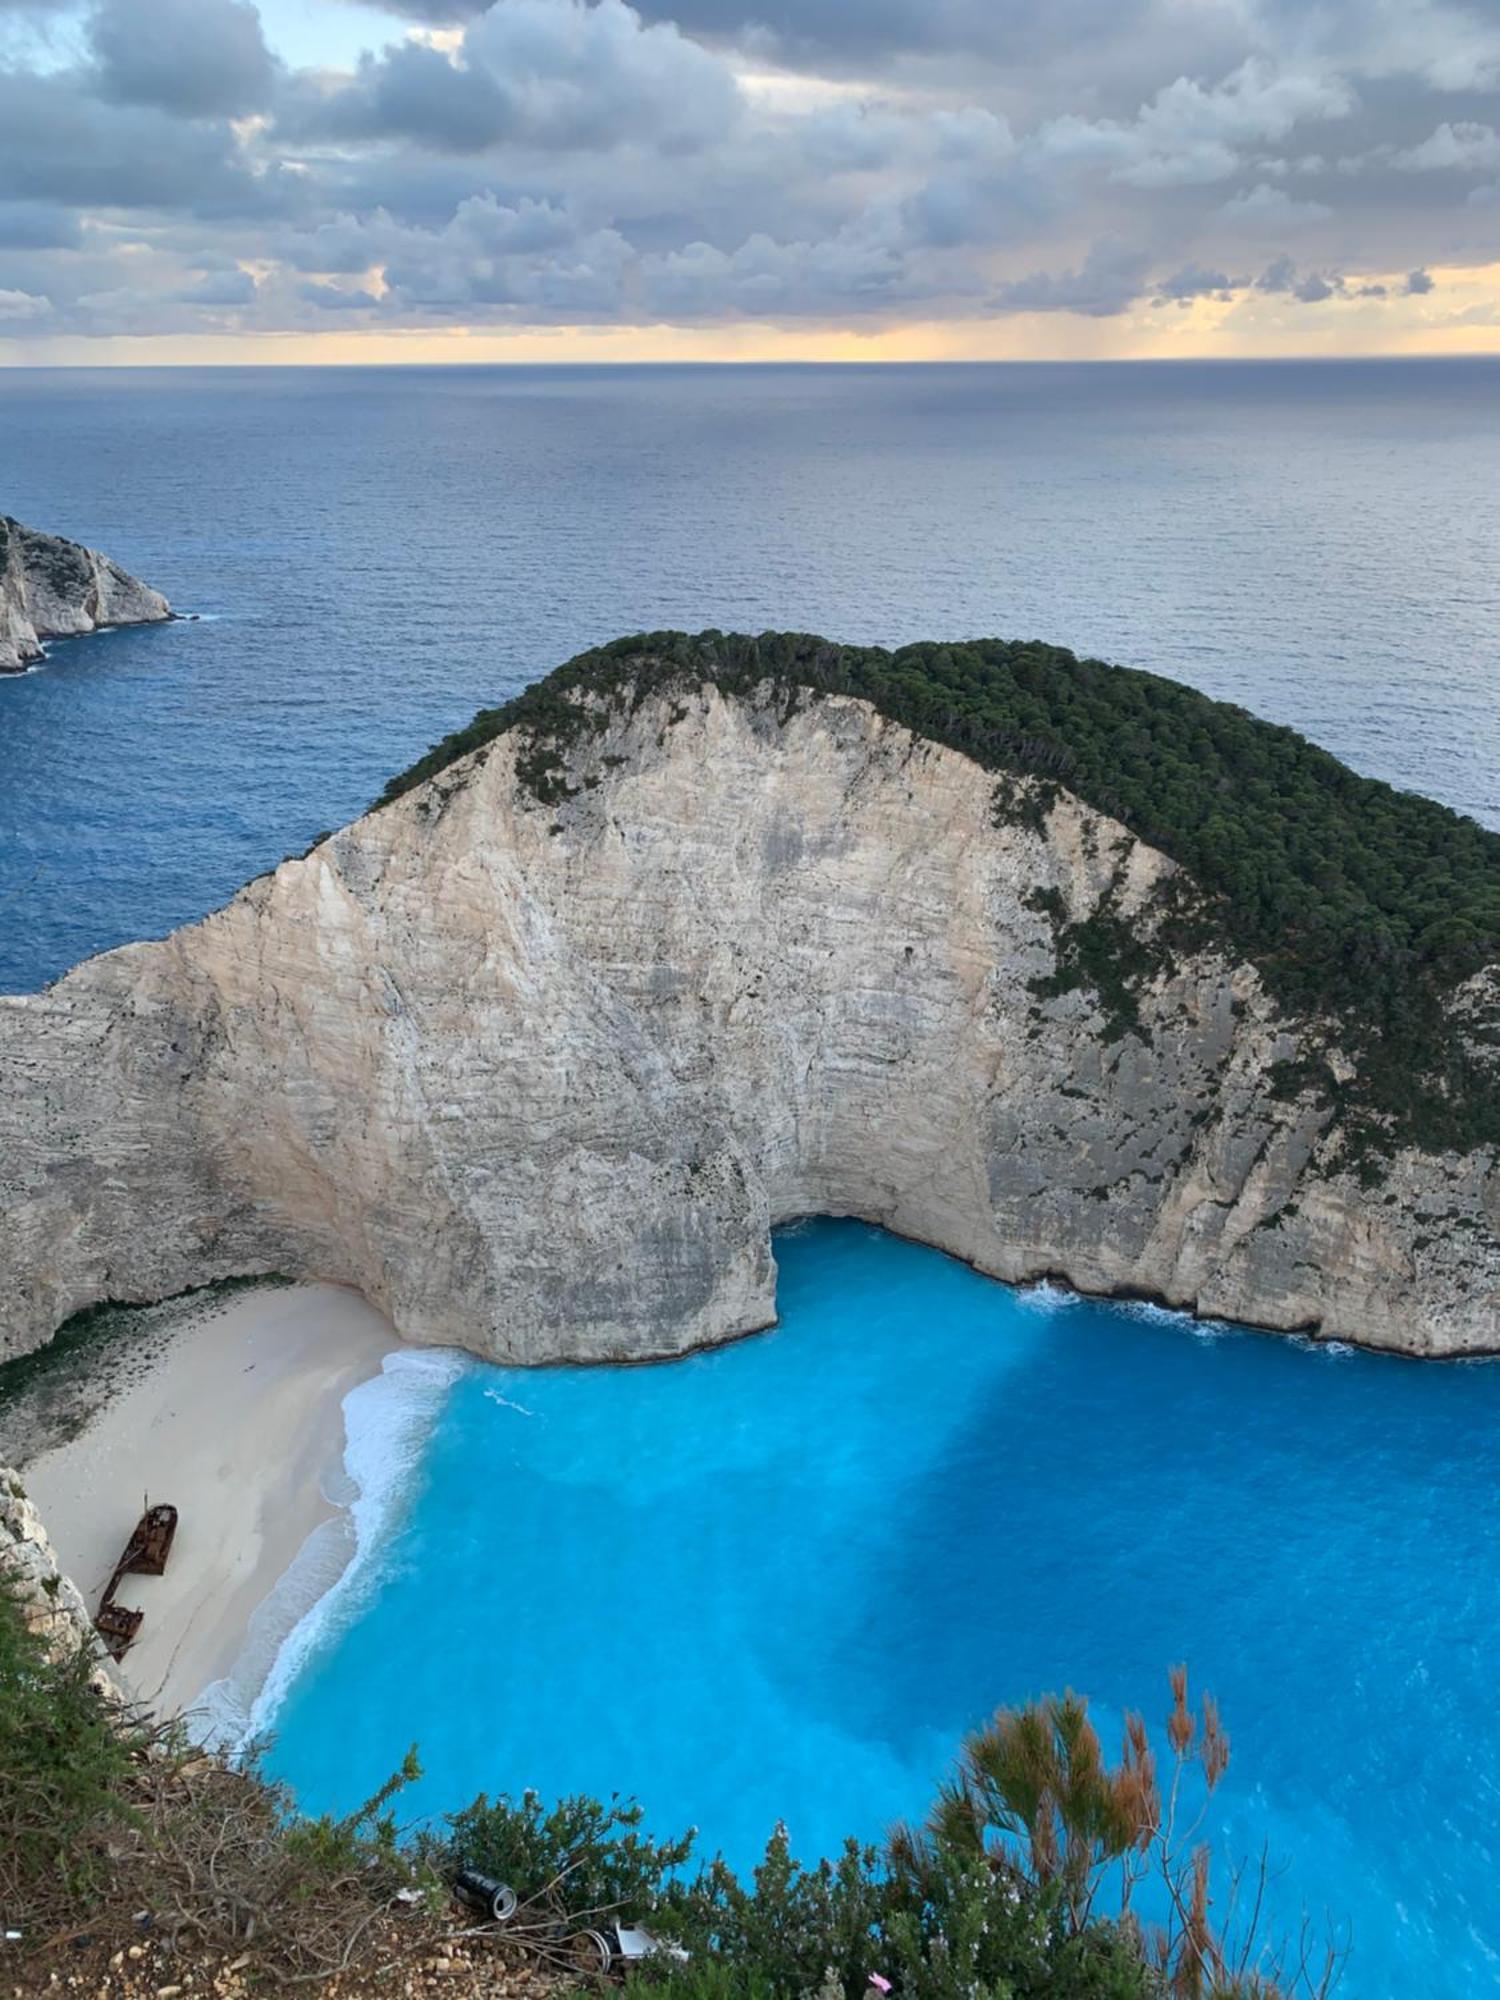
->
437, 1788, 696, 1920
0, 1576, 142, 1902
662, 1829, 887, 1998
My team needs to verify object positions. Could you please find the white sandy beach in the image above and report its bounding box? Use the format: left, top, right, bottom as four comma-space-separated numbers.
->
22, 1282, 399, 1722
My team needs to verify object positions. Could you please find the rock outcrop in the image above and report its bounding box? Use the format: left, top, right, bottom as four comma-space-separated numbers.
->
0, 514, 171, 672
0, 1466, 98, 1664
1, 670, 1497, 1363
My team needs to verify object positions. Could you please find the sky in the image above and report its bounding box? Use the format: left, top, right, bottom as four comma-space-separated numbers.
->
0, 0, 1498, 362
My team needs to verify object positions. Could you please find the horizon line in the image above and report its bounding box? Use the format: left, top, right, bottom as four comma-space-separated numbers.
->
4, 350, 1500, 372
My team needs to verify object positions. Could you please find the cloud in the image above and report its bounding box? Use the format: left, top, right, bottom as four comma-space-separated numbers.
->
1219, 182, 1334, 226
1254, 252, 1333, 299
381, 193, 635, 312
359, 0, 487, 17
1153, 261, 1244, 300
0, 0, 1490, 346
625, 0, 1225, 87
0, 203, 83, 249
173, 267, 258, 305
278, 0, 742, 155
0, 70, 286, 215
1276, 0, 1500, 94
992, 239, 1152, 316
274, 215, 390, 275
639, 210, 923, 317
0, 287, 49, 320
299, 280, 383, 310
1249, 252, 1426, 304
1114, 61, 1355, 188
86, 0, 277, 118
1392, 120, 1500, 171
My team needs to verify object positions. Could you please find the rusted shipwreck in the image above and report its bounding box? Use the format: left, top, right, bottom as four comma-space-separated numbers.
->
95, 1502, 177, 1660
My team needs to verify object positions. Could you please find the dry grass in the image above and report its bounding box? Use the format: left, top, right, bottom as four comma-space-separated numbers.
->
1, 1710, 568, 1998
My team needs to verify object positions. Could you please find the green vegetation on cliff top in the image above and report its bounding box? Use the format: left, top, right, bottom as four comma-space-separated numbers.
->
377, 630, 1500, 1157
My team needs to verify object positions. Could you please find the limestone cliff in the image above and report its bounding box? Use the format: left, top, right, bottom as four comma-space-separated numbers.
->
0, 514, 171, 672
2, 652, 1496, 1364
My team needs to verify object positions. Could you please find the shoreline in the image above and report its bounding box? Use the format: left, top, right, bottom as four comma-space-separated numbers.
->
18, 1281, 399, 1722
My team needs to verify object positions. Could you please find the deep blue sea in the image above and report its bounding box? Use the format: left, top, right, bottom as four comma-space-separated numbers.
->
2, 360, 1498, 991
6, 363, 1500, 1996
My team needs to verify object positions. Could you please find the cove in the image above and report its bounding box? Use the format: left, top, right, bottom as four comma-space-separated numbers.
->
262, 1220, 1500, 1997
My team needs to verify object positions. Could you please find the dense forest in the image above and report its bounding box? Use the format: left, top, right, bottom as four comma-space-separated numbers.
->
378, 630, 1500, 1158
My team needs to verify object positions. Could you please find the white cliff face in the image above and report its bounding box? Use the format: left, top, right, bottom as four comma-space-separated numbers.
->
0, 514, 171, 672
1, 683, 1496, 1363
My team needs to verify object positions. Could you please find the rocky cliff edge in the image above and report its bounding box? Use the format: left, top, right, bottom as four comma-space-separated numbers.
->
1, 664, 1496, 1363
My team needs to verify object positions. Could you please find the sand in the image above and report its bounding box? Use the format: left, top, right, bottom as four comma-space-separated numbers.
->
21, 1281, 399, 1722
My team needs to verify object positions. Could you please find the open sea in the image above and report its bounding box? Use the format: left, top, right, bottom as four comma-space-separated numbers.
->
5, 361, 1500, 1995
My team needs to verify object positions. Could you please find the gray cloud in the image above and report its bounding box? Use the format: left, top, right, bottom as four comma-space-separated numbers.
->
299, 280, 384, 310
1392, 118, 1500, 169
0, 203, 83, 249
1251, 252, 1440, 303
0, 70, 287, 214
1253, 253, 1341, 299
0, 0, 1481, 342
1219, 181, 1334, 226
278, 0, 741, 155
360, 0, 488, 17
627, 0, 1226, 86
87, 0, 277, 117
172, 267, 258, 305
1153, 260, 1245, 299
993, 240, 1153, 315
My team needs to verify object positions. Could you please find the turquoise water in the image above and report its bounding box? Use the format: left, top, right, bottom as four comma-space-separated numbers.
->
264, 1220, 1500, 1997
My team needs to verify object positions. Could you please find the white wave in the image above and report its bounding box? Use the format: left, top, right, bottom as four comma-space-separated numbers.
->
1114, 1296, 1237, 1342
196, 1346, 469, 1753
1018, 1279, 1079, 1314
483, 1387, 535, 1417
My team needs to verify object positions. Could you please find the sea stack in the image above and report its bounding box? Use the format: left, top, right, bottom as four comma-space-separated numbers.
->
0, 513, 172, 672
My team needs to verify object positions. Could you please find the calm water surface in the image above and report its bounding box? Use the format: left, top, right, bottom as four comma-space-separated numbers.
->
2, 359, 1498, 990
266, 1222, 1500, 2000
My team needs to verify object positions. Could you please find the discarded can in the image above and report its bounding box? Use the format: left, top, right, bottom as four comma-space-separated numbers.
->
452, 1869, 519, 1923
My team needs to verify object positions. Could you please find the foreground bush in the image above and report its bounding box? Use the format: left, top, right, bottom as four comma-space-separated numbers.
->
431, 1670, 1340, 2000
0, 1580, 442, 1985
0, 1574, 143, 1901
443, 1788, 695, 1921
